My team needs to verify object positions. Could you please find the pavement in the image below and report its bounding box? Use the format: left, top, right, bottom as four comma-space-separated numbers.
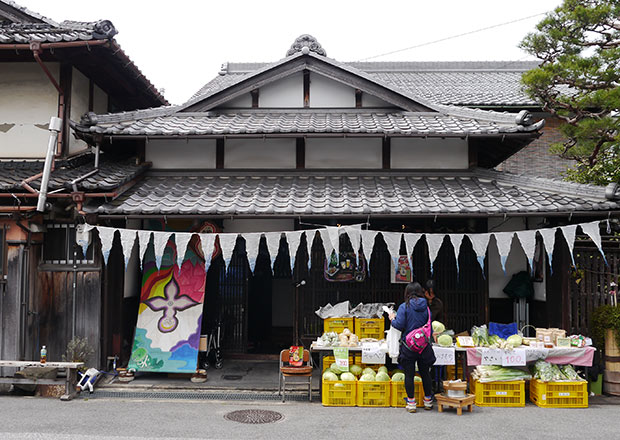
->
0, 394, 619, 440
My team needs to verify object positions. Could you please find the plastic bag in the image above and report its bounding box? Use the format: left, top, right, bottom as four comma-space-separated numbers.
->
386, 325, 401, 362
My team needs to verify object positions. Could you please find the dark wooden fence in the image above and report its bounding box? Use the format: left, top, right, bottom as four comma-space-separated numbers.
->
569, 233, 620, 337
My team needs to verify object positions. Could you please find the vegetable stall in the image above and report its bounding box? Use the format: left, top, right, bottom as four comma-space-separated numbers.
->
311, 305, 594, 410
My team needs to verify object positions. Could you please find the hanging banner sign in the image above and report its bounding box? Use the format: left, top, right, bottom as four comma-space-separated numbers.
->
480, 348, 503, 365
333, 347, 350, 372
361, 342, 385, 364
433, 346, 456, 366
502, 348, 526, 366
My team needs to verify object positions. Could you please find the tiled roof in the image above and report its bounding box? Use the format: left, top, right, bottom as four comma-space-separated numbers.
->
75, 108, 543, 137
0, 20, 112, 43
0, 154, 149, 192
191, 60, 540, 107
85, 169, 619, 216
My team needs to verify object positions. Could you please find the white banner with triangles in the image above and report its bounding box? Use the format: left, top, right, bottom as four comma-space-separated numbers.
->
76, 221, 608, 277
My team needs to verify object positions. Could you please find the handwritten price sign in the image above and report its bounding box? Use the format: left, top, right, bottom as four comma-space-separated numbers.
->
433, 347, 455, 366
481, 348, 503, 365
501, 348, 526, 366
361, 342, 385, 364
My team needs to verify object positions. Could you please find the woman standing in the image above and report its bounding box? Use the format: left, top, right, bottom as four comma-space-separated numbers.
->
389, 282, 436, 413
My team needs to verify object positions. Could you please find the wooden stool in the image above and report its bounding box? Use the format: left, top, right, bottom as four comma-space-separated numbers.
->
436, 393, 475, 415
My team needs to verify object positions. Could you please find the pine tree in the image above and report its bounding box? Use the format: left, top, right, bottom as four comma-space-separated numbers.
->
520, 0, 620, 185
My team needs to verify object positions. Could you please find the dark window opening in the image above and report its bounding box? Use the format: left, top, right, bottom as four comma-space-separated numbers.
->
42, 224, 94, 265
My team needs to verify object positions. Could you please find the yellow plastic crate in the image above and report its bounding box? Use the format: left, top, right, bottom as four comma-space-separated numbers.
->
324, 317, 354, 334
390, 378, 423, 408
471, 379, 525, 407
354, 318, 385, 340
322, 379, 357, 407
322, 355, 355, 372
446, 363, 464, 379
356, 381, 391, 407
530, 379, 588, 408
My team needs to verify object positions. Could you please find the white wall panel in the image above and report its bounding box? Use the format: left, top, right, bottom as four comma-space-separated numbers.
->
259, 72, 303, 107
309, 73, 355, 107
146, 139, 217, 168
391, 138, 468, 169
225, 138, 296, 168
305, 138, 382, 168
69, 68, 90, 154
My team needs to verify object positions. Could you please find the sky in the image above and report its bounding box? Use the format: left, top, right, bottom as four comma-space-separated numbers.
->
19, 0, 563, 105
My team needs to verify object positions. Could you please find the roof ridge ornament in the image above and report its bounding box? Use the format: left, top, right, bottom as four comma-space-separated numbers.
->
286, 34, 326, 57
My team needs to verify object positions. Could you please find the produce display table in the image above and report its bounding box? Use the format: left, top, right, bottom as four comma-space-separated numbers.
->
0, 360, 84, 400
465, 346, 595, 367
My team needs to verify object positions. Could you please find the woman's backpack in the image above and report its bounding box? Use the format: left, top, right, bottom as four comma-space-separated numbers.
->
404, 307, 432, 354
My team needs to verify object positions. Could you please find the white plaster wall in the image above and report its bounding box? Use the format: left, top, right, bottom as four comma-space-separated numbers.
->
146, 139, 217, 168
391, 138, 468, 169
309, 73, 355, 107
0, 62, 60, 158
221, 92, 252, 108
225, 138, 295, 168
488, 217, 546, 301
93, 84, 108, 114
259, 72, 303, 107
69, 68, 90, 154
305, 137, 382, 168
362, 93, 395, 108
222, 219, 294, 233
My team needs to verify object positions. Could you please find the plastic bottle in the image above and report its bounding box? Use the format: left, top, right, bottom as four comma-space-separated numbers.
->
40, 345, 47, 364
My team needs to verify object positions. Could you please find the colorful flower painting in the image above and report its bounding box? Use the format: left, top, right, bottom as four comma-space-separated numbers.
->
129, 239, 205, 373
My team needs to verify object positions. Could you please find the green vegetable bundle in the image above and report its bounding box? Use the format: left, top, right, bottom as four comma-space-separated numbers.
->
471, 325, 490, 347
471, 365, 531, 383
531, 360, 584, 382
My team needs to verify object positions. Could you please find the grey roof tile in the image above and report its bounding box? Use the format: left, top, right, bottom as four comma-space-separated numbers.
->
0, 154, 149, 192
84, 169, 619, 216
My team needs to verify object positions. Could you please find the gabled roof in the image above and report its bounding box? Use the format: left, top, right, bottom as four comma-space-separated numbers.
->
180, 49, 439, 113
193, 60, 540, 108
83, 168, 620, 217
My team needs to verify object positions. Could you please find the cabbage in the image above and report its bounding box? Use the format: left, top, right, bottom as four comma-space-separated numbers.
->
432, 321, 445, 333
375, 372, 390, 382
362, 367, 376, 376
322, 371, 339, 381
391, 372, 405, 382
340, 372, 356, 381
438, 334, 453, 347
329, 362, 342, 375
377, 366, 388, 375
414, 376, 422, 383
359, 374, 375, 382
350, 365, 363, 377
506, 335, 523, 348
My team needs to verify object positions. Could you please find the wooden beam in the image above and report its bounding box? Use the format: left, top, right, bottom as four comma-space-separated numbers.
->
251, 89, 259, 108
88, 79, 94, 112
216, 138, 225, 169
382, 137, 391, 169
296, 138, 305, 169
59, 63, 72, 158
355, 89, 362, 108
303, 70, 310, 108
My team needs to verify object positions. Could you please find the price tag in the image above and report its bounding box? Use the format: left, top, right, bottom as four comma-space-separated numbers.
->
332, 347, 349, 372
502, 348, 526, 366
481, 348, 503, 365
433, 346, 455, 365
457, 336, 475, 347
361, 342, 385, 364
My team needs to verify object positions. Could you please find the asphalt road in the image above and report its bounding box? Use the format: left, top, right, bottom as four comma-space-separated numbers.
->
0, 395, 617, 440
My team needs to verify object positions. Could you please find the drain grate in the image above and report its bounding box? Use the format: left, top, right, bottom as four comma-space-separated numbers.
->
83, 390, 316, 401
222, 375, 243, 380
224, 409, 283, 424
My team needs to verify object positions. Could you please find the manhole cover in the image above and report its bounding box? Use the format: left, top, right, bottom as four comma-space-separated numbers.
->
222, 375, 243, 380
224, 409, 283, 424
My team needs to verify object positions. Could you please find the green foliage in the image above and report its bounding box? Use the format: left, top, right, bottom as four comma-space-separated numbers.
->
591, 305, 620, 350
520, 0, 620, 184
62, 336, 95, 365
